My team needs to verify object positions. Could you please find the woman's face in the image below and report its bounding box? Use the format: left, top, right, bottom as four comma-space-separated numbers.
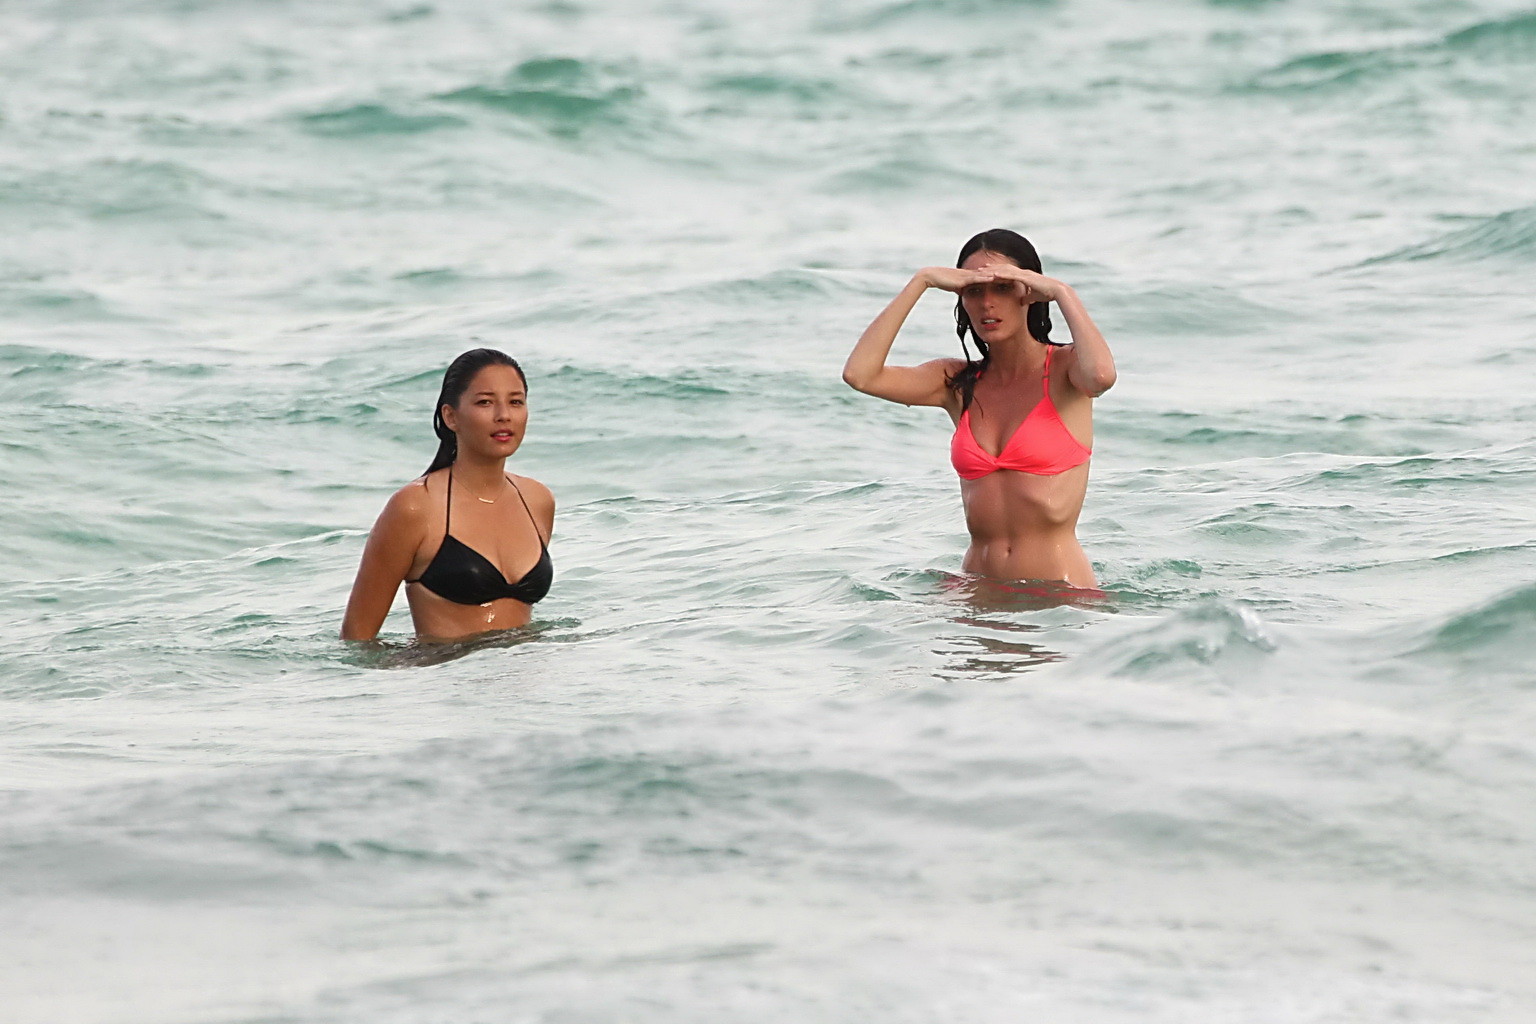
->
960, 250, 1027, 343
441, 363, 528, 460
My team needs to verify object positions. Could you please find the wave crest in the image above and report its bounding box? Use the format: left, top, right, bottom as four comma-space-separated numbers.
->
436, 57, 649, 138
1406, 583, 1536, 683
1444, 10, 1536, 56
1240, 12, 1536, 95
1360, 206, 1536, 266
296, 103, 465, 138
1082, 599, 1278, 682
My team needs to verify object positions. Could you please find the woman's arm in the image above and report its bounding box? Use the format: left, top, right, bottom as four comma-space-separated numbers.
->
1053, 286, 1116, 396
340, 483, 428, 641
842, 267, 993, 407
985, 266, 1117, 396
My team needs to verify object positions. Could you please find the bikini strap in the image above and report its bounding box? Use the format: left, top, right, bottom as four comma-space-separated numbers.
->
507, 476, 548, 547
444, 469, 453, 533
1042, 346, 1053, 398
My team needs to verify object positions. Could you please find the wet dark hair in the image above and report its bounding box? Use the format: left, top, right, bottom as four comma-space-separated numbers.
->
423, 348, 527, 476
947, 228, 1054, 412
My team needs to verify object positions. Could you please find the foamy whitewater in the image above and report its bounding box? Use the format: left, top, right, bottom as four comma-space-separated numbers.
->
3, 0, 1535, 1020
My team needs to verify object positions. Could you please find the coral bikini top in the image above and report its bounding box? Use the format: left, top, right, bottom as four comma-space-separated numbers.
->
950, 347, 1092, 480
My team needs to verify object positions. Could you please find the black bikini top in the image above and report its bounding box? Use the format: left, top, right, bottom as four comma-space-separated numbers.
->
407, 472, 552, 606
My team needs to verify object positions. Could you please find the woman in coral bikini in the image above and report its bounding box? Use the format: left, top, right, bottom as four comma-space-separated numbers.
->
842, 228, 1116, 587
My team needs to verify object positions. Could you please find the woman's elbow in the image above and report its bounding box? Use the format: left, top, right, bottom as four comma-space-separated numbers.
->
842, 366, 871, 392
1076, 367, 1115, 397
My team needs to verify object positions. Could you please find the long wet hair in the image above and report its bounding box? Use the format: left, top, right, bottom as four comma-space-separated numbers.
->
422, 348, 527, 476
946, 228, 1055, 412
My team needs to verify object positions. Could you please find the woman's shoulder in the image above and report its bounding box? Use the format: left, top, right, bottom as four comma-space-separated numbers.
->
1048, 343, 1096, 401
921, 356, 971, 398
509, 473, 555, 536
509, 473, 554, 509
1048, 342, 1078, 372
381, 473, 441, 522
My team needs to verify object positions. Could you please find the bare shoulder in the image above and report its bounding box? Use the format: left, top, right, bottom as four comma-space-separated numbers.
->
381, 474, 438, 526
1050, 343, 1082, 376
509, 473, 555, 536
510, 473, 555, 513
1050, 344, 1094, 400
923, 356, 968, 411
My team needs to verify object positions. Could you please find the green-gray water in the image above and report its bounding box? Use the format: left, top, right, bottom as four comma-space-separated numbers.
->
4, 0, 1535, 1020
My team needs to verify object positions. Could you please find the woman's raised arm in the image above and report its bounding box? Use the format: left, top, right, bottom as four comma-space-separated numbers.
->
842, 267, 993, 408
980, 264, 1117, 397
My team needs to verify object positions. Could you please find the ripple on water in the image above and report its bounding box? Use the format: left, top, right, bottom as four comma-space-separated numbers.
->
294, 103, 468, 138
1400, 582, 1536, 691
1236, 10, 1536, 97
1279, 445, 1536, 493
1443, 9, 1536, 58
434, 57, 657, 140
1076, 598, 1279, 685
1358, 205, 1536, 266
0, 158, 235, 222
819, 0, 1056, 34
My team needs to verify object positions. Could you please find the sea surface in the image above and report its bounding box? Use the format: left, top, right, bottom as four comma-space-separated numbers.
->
3, 0, 1535, 1020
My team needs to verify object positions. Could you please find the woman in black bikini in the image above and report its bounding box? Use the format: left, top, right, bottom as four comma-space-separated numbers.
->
341, 348, 554, 642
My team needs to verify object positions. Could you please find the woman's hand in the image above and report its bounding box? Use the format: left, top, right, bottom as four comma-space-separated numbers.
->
976, 263, 1067, 305
917, 266, 998, 293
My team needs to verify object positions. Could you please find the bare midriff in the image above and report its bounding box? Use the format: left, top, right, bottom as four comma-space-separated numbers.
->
405, 586, 533, 641
958, 461, 1096, 586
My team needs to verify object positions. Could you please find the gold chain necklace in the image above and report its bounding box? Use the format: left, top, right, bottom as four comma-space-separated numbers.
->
452, 468, 502, 504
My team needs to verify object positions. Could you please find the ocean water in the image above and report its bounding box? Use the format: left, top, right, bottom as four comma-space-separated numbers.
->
3, 0, 1535, 1019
